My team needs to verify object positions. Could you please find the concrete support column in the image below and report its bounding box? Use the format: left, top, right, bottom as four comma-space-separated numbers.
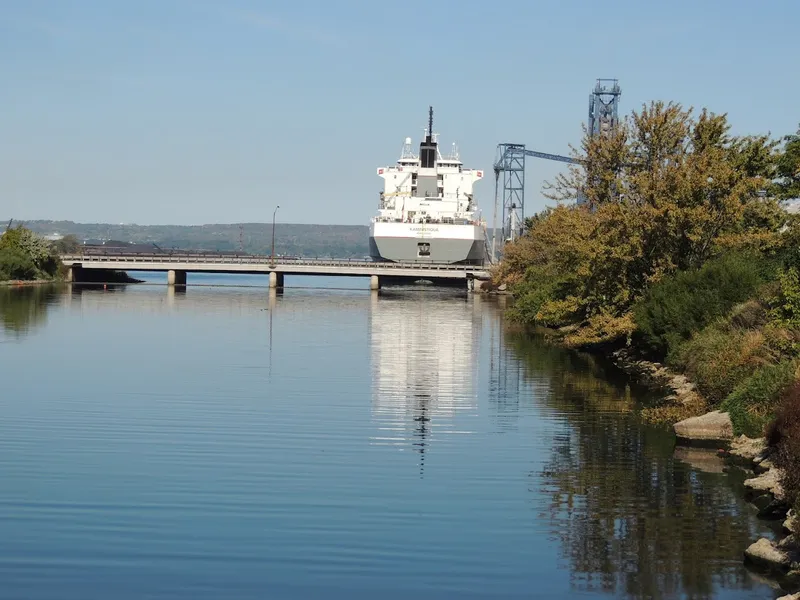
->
66, 265, 83, 283
167, 270, 187, 286
369, 275, 380, 291
472, 278, 491, 293
269, 271, 284, 289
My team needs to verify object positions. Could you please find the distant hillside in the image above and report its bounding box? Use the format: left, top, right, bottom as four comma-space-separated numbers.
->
14, 221, 370, 258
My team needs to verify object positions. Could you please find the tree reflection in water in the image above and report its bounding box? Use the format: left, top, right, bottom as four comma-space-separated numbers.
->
0, 285, 63, 337
505, 330, 771, 600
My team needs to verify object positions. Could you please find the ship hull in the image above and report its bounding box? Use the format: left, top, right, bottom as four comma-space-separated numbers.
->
369, 222, 486, 265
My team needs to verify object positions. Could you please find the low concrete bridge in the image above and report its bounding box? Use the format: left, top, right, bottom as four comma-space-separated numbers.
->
60, 252, 492, 290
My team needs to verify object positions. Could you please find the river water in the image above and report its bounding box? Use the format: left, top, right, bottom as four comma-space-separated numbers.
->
0, 276, 784, 599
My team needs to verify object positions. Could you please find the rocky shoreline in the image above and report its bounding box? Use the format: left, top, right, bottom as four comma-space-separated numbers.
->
608, 346, 798, 595
609, 347, 708, 423
728, 435, 800, 594
1, 271, 143, 287
0, 278, 57, 287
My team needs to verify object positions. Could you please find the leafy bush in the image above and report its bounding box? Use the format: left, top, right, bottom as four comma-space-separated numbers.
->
505, 266, 568, 328
720, 359, 798, 436
632, 253, 770, 360
0, 226, 60, 280
0, 248, 37, 281
673, 323, 773, 404
769, 266, 800, 329
561, 310, 636, 349
766, 381, 800, 520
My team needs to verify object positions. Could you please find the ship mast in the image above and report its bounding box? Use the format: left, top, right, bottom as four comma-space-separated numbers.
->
419, 106, 437, 169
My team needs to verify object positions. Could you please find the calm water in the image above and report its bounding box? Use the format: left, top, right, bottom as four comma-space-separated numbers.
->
0, 276, 783, 599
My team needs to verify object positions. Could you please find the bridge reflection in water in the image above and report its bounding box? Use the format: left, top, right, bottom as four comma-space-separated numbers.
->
368, 289, 482, 475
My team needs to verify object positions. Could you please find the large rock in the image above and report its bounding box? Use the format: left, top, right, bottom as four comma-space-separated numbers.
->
786, 510, 798, 535
779, 534, 797, 551
744, 538, 797, 572
729, 435, 768, 462
674, 410, 734, 445
777, 593, 800, 600
745, 469, 786, 501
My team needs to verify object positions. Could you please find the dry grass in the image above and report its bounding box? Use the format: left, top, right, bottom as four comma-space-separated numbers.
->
640, 395, 709, 425
676, 327, 773, 404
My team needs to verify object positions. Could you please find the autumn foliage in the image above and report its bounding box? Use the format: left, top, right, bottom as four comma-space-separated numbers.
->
495, 103, 800, 437
494, 101, 792, 350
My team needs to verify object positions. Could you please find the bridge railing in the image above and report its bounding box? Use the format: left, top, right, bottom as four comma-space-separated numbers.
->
60, 253, 489, 272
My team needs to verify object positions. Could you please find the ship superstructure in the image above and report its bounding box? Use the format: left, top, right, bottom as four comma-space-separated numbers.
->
369, 107, 487, 264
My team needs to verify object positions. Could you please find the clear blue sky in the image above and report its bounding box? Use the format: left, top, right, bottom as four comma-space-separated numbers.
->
2, 0, 798, 226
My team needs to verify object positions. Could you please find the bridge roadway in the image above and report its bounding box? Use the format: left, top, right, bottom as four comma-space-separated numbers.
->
60, 252, 492, 290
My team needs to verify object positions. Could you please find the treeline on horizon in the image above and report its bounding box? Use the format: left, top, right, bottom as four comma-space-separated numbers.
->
15, 221, 372, 258
11, 221, 507, 259
491, 100, 800, 528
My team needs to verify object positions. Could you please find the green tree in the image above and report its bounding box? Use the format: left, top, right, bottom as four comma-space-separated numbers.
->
0, 226, 60, 280
775, 125, 800, 201
50, 234, 82, 254
496, 101, 786, 347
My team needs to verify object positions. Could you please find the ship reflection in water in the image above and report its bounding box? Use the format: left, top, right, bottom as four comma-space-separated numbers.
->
368, 289, 481, 474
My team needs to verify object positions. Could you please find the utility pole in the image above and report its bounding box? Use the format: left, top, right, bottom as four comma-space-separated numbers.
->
271, 206, 280, 265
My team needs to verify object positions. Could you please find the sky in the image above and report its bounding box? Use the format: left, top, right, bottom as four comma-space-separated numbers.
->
1, 0, 799, 227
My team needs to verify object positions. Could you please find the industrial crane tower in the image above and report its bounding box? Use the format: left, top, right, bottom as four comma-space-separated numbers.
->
492, 78, 622, 255
588, 78, 621, 137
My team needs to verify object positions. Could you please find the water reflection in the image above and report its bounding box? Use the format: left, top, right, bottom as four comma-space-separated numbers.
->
0, 283, 781, 599
0, 285, 63, 337
504, 330, 770, 600
368, 290, 480, 475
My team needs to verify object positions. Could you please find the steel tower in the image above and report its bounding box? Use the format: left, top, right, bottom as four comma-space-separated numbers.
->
587, 78, 621, 137
492, 78, 623, 248
493, 143, 526, 247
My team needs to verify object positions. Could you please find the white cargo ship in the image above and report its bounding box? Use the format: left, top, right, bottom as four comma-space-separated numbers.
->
369, 107, 487, 265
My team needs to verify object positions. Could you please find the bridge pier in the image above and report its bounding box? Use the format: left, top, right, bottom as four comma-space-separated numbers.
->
370, 275, 380, 291
167, 270, 187, 286
470, 278, 493, 292
269, 271, 284, 289
65, 265, 83, 283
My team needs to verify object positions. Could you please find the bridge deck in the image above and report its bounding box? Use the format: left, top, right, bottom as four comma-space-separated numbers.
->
61, 253, 491, 280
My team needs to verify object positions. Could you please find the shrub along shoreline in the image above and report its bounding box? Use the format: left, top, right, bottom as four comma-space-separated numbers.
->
490, 100, 799, 586
0, 226, 141, 286
0, 225, 65, 282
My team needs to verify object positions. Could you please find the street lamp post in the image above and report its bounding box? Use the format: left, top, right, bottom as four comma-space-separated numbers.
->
271, 205, 280, 265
